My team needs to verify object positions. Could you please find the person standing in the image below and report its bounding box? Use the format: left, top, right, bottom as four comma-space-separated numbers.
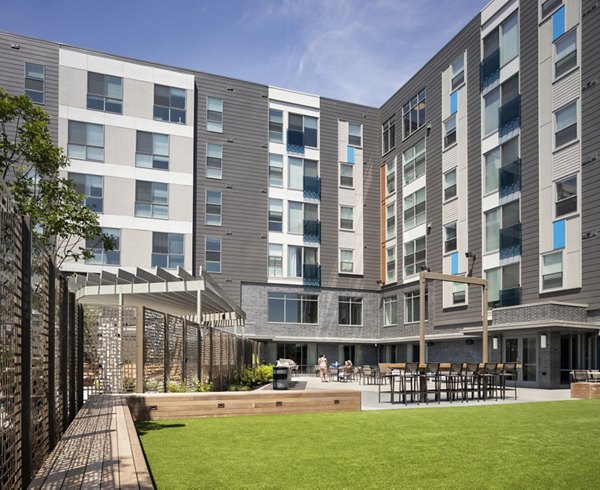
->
318, 353, 328, 382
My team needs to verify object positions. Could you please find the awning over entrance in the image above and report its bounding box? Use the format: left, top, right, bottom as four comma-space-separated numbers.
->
69, 266, 245, 326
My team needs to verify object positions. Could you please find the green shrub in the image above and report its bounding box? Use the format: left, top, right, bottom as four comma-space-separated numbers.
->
167, 381, 188, 393
233, 364, 274, 387
227, 385, 251, 391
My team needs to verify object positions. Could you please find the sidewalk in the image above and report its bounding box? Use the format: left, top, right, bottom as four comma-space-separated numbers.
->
288, 374, 572, 411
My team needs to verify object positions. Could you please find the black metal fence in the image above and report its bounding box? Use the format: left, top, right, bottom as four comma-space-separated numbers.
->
0, 182, 81, 490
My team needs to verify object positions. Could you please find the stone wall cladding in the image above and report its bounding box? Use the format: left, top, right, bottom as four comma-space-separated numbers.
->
493, 304, 588, 325
241, 283, 381, 340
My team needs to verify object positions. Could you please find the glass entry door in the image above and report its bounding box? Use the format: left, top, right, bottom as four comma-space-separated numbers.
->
504, 337, 537, 385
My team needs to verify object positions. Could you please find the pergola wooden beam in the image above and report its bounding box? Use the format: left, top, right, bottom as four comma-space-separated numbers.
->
418, 271, 489, 364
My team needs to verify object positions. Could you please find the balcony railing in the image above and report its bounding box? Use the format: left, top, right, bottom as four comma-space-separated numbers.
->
499, 222, 522, 259
303, 220, 321, 243
303, 176, 321, 199
499, 287, 521, 307
303, 264, 321, 286
499, 95, 521, 137
480, 47, 500, 91
287, 129, 304, 154
499, 158, 521, 198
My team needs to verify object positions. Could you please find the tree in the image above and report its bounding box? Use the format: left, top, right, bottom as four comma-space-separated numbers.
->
0, 87, 113, 268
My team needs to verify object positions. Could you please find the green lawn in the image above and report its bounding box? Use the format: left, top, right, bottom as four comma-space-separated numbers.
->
137, 400, 600, 489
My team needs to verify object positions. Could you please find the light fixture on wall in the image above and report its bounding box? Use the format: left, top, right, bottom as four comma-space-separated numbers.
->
427, 341, 434, 347
492, 336, 499, 350
465, 339, 474, 345
540, 334, 547, 349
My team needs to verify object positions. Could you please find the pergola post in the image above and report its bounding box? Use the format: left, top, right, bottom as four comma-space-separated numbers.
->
135, 305, 144, 393
419, 273, 426, 364
482, 284, 489, 363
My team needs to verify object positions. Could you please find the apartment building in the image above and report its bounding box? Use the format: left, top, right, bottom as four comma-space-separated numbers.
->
1, 0, 598, 387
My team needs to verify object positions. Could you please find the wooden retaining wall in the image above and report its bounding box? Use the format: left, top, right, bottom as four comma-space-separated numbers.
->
126, 390, 361, 420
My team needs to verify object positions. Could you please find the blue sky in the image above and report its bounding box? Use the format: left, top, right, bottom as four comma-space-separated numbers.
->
2, 0, 489, 107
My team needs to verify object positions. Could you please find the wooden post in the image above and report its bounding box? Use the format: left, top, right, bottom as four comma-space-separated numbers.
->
419, 273, 426, 364
135, 306, 144, 393
482, 285, 489, 363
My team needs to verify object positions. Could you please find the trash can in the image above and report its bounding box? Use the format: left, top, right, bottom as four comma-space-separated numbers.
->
273, 366, 291, 390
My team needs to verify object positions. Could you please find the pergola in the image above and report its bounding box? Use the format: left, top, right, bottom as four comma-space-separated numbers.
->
418, 271, 489, 363
69, 266, 245, 327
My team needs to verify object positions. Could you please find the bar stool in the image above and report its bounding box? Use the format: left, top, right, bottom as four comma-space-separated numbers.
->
464, 363, 481, 401
422, 362, 441, 404
443, 362, 465, 402
400, 362, 420, 404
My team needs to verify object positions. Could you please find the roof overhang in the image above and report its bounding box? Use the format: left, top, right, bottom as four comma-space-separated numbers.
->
69, 266, 245, 326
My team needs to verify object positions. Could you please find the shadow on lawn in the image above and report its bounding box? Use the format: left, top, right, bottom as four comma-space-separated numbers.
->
136, 421, 186, 436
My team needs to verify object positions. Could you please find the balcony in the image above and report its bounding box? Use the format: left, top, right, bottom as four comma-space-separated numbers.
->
303, 263, 321, 286
499, 287, 521, 307
499, 159, 521, 198
287, 129, 304, 154
499, 95, 521, 137
303, 176, 321, 199
303, 220, 321, 243
480, 48, 500, 91
499, 222, 522, 260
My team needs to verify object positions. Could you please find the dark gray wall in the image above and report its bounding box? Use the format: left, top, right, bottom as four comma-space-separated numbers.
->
378, 15, 482, 333
319, 98, 380, 290
194, 73, 269, 303
0, 32, 59, 141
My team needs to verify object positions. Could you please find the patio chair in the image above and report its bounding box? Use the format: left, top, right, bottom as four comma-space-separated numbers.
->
499, 362, 518, 400
329, 367, 339, 382
422, 362, 441, 404
481, 363, 499, 401
588, 370, 600, 382
443, 362, 465, 403
313, 364, 320, 377
360, 366, 374, 385
399, 362, 420, 404
571, 370, 588, 383
464, 363, 481, 401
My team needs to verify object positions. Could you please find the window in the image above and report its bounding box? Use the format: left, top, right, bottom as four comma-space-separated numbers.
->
486, 268, 501, 306
25, 63, 44, 104
485, 208, 501, 253
67, 121, 104, 161
500, 11, 519, 66
386, 159, 396, 196
340, 206, 354, 230
288, 157, 303, 190
349, 122, 362, 147
340, 163, 354, 188
555, 29, 577, 78
206, 96, 223, 132
386, 202, 396, 239
453, 283, 466, 305
154, 85, 186, 124
443, 115, 457, 148
288, 201, 302, 234
87, 72, 122, 113
451, 56, 465, 90
554, 101, 577, 147
269, 154, 283, 187
404, 236, 426, 277
384, 296, 398, 326
206, 190, 222, 225
206, 143, 223, 179
85, 227, 120, 265
205, 237, 221, 273
152, 232, 184, 269
136, 131, 169, 170
555, 175, 577, 217
268, 293, 318, 324
402, 90, 426, 139
444, 169, 457, 201
69, 173, 103, 212
382, 115, 395, 154
135, 181, 168, 219
543, 252, 563, 290
289, 113, 318, 147
268, 244, 283, 277
287, 246, 317, 278
484, 88, 501, 136
386, 246, 396, 283
339, 297, 362, 326
404, 291, 427, 323
269, 109, 283, 143
403, 140, 426, 185
404, 188, 426, 230
484, 147, 500, 194
444, 223, 457, 253
340, 249, 354, 273
268, 198, 283, 232
542, 0, 563, 19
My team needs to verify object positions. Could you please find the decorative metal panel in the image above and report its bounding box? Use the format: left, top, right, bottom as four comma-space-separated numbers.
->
143, 308, 166, 392
167, 315, 184, 386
